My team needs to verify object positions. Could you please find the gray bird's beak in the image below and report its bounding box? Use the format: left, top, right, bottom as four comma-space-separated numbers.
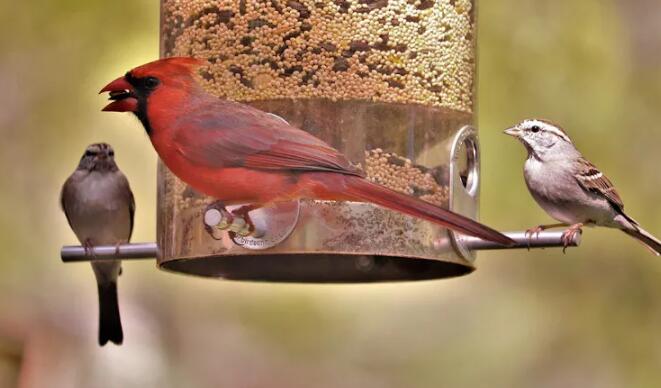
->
503, 127, 521, 137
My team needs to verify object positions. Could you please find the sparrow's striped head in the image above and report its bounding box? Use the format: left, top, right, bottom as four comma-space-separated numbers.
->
504, 119, 576, 158
78, 143, 118, 172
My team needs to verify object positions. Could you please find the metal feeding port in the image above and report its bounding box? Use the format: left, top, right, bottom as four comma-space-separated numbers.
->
61, 0, 581, 281
202, 201, 301, 250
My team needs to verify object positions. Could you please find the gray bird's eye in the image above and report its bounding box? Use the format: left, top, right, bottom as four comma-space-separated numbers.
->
531, 125, 540, 133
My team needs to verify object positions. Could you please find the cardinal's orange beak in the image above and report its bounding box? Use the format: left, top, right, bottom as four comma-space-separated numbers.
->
100, 76, 138, 112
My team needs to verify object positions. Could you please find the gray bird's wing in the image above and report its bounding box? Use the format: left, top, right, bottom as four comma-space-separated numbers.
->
574, 157, 624, 210
118, 173, 135, 241
60, 176, 75, 228
129, 192, 135, 240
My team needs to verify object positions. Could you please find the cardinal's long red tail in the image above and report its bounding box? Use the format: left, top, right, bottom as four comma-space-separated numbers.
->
342, 176, 514, 246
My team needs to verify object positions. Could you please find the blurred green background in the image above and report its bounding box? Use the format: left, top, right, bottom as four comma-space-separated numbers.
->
1, 0, 660, 387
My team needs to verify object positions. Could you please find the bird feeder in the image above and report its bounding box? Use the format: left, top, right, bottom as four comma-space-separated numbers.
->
61, 0, 579, 280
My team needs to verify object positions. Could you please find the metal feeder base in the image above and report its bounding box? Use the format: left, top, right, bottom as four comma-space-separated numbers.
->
159, 253, 472, 283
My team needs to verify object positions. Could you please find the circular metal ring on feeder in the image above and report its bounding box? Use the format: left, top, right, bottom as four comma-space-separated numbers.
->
448, 126, 480, 261
457, 134, 479, 196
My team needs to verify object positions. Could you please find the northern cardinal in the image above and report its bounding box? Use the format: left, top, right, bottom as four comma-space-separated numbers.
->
101, 57, 513, 246
61, 143, 134, 345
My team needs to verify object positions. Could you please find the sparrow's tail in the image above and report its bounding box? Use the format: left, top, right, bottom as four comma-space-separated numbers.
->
342, 176, 514, 246
622, 227, 661, 256
97, 282, 123, 346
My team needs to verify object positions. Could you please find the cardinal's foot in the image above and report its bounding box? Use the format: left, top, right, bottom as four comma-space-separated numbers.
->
231, 205, 258, 237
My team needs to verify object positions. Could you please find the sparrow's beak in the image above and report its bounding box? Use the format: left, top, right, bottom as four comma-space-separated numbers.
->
100, 76, 138, 112
503, 127, 521, 137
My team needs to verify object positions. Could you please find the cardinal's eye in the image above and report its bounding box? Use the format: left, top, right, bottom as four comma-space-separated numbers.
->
144, 77, 160, 90
531, 125, 540, 133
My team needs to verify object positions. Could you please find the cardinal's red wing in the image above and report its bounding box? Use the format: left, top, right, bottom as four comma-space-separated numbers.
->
173, 99, 362, 176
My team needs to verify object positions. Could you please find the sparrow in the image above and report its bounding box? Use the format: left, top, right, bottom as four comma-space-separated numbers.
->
61, 143, 135, 345
98, 57, 514, 246
505, 119, 661, 255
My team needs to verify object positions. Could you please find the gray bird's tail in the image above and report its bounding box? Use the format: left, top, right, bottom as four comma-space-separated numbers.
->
98, 282, 123, 345
622, 226, 661, 256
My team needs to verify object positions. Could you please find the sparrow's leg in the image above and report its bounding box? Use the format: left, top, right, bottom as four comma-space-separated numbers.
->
561, 223, 583, 253
525, 223, 567, 248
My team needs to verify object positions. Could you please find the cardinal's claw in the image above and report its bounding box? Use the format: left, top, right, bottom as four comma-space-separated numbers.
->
231, 205, 256, 236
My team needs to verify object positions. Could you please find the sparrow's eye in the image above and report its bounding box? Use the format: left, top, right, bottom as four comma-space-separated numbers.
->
531, 125, 540, 133
85, 150, 96, 157
144, 77, 160, 90
108, 150, 115, 157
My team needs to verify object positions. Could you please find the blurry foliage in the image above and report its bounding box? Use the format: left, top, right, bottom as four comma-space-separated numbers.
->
0, 0, 659, 387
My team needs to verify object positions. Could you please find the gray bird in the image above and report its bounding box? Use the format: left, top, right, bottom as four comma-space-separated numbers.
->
505, 119, 661, 255
61, 143, 135, 345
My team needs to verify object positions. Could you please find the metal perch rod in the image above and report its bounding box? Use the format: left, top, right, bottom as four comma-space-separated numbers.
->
61, 242, 158, 262
459, 230, 581, 250
60, 231, 580, 262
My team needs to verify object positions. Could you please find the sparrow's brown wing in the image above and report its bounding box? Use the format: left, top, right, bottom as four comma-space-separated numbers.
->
574, 157, 624, 210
